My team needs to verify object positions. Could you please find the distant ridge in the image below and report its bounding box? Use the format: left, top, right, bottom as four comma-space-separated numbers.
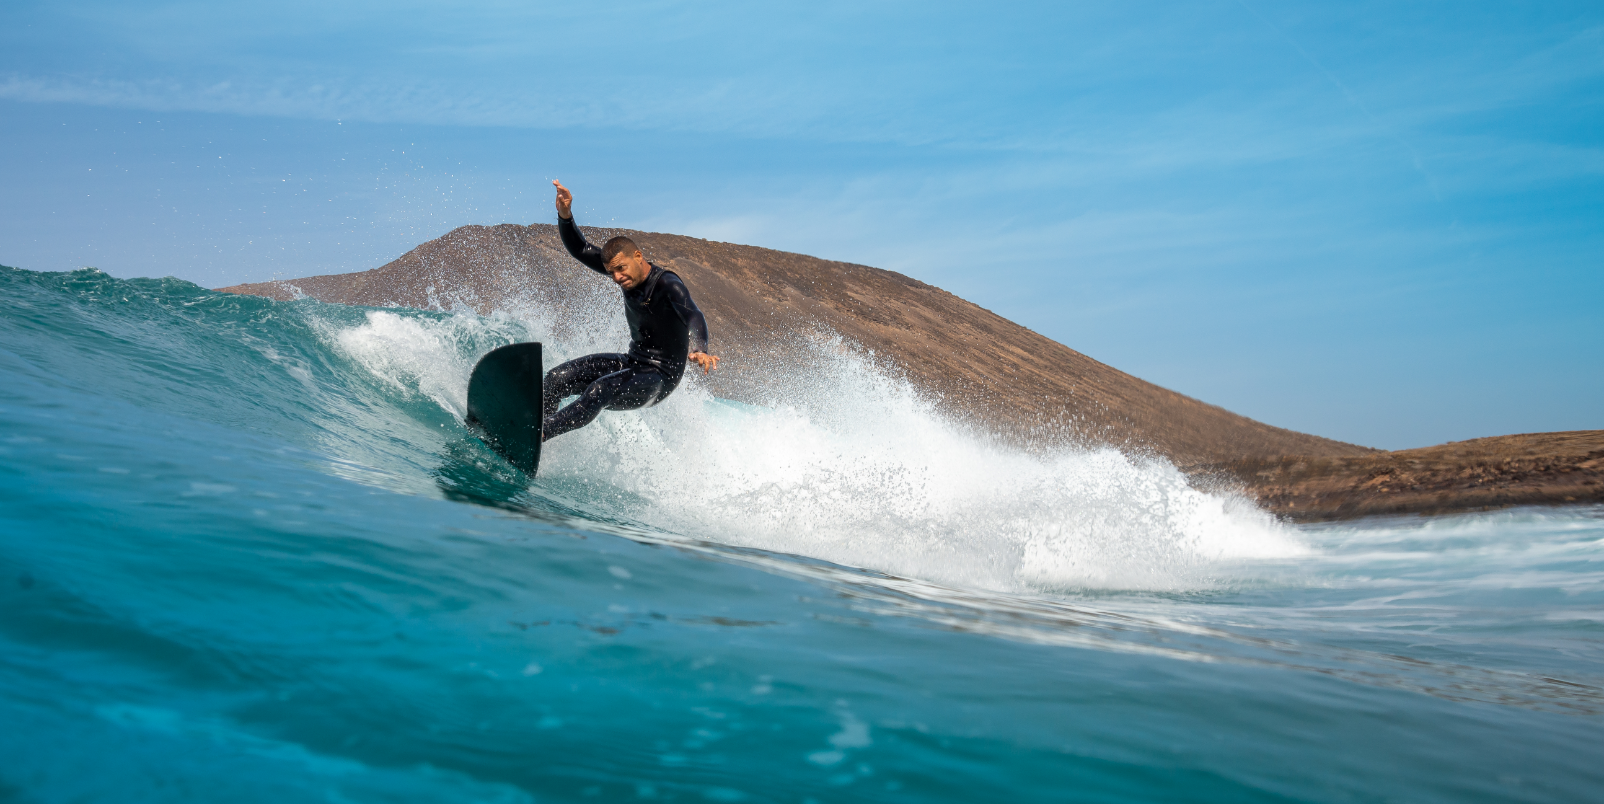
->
220, 222, 1375, 466
1193, 430, 1604, 521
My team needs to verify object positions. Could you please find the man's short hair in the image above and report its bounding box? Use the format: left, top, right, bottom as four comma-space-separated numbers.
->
601, 236, 639, 264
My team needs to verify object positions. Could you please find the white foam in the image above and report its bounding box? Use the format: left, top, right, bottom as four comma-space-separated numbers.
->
329, 306, 588, 419
328, 304, 1306, 594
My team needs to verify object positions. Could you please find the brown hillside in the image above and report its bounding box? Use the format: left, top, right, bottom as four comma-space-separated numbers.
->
219, 222, 1374, 465
1191, 430, 1604, 521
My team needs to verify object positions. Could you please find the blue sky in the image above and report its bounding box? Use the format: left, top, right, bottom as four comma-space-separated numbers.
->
2, 0, 1600, 449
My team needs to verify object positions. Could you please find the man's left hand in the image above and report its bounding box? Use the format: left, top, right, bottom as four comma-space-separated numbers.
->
688, 352, 720, 374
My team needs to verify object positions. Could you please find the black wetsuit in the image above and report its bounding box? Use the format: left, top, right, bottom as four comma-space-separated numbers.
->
542, 215, 710, 440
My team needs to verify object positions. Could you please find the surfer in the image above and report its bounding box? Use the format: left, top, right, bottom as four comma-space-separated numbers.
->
541, 180, 720, 440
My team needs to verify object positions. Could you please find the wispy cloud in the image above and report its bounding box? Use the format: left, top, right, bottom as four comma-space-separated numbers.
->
0, 73, 590, 128
3, 0, 1600, 447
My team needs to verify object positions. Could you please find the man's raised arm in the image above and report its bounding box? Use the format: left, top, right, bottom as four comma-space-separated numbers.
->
552, 179, 606, 274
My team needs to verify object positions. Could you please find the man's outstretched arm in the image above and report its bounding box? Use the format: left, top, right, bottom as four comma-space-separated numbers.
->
662, 274, 719, 374
552, 180, 606, 274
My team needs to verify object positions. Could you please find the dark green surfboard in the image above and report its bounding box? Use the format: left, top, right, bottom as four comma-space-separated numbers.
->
465, 342, 544, 476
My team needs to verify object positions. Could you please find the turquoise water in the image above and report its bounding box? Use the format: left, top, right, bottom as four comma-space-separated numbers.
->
2, 265, 1600, 803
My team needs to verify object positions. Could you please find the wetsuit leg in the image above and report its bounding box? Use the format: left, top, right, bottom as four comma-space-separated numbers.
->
542, 356, 665, 441
543, 354, 629, 419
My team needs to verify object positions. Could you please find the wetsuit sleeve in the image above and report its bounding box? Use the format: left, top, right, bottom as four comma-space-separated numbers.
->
557, 215, 608, 274
661, 274, 710, 354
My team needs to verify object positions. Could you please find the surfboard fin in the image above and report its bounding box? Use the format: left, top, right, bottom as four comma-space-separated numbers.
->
465, 342, 544, 476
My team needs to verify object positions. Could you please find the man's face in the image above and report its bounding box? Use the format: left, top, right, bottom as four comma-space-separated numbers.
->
605, 251, 652, 290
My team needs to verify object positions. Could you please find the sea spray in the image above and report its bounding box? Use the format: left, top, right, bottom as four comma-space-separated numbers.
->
330, 303, 1303, 594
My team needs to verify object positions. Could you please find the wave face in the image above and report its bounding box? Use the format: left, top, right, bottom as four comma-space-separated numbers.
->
3, 265, 1601, 803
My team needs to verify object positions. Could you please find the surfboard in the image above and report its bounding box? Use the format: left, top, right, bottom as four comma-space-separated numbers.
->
465, 342, 544, 476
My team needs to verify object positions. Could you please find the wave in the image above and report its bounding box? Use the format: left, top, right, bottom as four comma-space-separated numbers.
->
5, 264, 1603, 804
6, 264, 1303, 594
7, 266, 1598, 672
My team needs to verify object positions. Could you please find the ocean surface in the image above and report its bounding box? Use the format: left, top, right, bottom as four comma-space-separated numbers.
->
2, 264, 1600, 803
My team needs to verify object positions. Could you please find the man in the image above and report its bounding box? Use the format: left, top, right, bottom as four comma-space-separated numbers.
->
541, 180, 719, 441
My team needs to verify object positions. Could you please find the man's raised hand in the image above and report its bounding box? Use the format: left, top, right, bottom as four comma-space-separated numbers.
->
552, 179, 573, 219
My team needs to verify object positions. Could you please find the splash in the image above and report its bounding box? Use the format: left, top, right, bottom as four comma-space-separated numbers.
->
331, 304, 1304, 594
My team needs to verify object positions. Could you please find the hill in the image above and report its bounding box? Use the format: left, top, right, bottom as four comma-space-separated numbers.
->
219, 222, 1373, 466
216, 222, 1604, 520
1190, 430, 1604, 521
